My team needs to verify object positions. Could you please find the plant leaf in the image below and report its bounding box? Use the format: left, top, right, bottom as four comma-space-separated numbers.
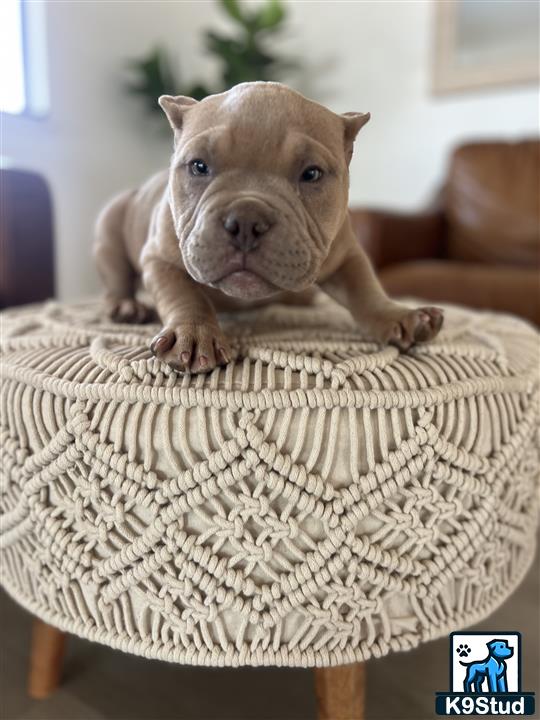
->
219, 0, 245, 24
187, 83, 212, 100
254, 0, 285, 31
125, 47, 179, 112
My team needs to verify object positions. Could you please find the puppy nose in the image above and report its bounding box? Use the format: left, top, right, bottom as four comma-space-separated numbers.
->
223, 204, 272, 251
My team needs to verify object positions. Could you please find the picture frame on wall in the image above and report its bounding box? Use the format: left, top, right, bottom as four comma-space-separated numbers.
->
433, 0, 539, 94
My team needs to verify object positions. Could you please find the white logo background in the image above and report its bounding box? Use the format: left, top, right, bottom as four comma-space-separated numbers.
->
451, 633, 519, 692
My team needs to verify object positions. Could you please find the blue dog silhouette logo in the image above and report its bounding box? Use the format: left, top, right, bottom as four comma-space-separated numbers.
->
435, 632, 535, 715
459, 638, 513, 693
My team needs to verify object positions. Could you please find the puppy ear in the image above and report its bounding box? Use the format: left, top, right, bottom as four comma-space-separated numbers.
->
158, 95, 199, 131
341, 111, 371, 163
342, 111, 371, 142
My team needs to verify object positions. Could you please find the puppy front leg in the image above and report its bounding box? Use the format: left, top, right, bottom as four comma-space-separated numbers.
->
321, 245, 443, 350
143, 256, 231, 373
94, 191, 155, 324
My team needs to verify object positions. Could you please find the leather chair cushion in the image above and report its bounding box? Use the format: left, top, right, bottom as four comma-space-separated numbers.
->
380, 260, 540, 326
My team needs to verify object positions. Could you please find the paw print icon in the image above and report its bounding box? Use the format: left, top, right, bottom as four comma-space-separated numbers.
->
456, 643, 471, 658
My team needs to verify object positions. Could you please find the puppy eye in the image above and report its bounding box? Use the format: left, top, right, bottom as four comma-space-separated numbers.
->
189, 159, 210, 176
300, 166, 323, 183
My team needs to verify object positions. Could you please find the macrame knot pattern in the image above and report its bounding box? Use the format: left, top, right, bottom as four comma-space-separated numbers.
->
0, 298, 538, 667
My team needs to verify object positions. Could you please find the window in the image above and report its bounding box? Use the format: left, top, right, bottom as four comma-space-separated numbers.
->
0, 0, 49, 116
0, 0, 26, 114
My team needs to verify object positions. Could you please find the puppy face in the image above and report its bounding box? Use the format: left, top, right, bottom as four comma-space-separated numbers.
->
160, 83, 369, 300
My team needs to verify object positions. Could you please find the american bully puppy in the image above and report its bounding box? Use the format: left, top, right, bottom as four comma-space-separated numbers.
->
94, 82, 443, 373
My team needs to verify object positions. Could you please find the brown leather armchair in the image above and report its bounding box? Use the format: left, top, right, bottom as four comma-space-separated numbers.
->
0, 168, 55, 308
351, 140, 540, 325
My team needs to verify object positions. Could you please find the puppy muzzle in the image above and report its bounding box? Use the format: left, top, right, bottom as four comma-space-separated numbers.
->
180, 192, 320, 298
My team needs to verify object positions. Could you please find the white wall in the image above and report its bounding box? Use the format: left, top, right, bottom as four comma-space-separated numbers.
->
2, 1, 183, 299
2, 0, 538, 300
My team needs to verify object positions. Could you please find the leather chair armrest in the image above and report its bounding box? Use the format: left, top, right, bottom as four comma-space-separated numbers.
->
349, 208, 446, 269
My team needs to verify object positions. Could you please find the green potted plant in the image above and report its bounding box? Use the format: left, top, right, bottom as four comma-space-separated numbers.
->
126, 0, 297, 114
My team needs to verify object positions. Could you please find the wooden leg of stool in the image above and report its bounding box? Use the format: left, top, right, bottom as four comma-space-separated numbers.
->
314, 662, 366, 720
28, 618, 66, 699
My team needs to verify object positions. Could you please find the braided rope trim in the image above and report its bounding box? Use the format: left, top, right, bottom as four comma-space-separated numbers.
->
1, 359, 534, 410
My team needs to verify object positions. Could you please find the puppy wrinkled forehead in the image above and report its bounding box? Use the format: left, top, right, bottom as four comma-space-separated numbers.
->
188, 83, 344, 152
219, 81, 309, 114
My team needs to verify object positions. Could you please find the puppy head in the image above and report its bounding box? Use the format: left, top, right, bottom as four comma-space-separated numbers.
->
160, 82, 369, 300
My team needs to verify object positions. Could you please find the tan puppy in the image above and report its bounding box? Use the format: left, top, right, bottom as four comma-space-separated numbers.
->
94, 82, 442, 372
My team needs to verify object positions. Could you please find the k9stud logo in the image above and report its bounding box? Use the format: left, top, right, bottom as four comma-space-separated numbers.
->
435, 632, 535, 715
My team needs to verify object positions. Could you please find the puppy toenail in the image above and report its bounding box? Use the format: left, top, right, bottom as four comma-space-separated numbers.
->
152, 336, 169, 352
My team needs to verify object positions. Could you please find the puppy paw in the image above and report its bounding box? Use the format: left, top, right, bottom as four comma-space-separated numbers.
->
378, 306, 444, 350
150, 324, 232, 373
109, 298, 155, 324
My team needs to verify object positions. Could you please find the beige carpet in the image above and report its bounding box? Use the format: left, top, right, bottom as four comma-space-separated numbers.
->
0, 544, 537, 720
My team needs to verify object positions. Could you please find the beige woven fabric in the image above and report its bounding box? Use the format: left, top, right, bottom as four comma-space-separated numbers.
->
1, 298, 538, 667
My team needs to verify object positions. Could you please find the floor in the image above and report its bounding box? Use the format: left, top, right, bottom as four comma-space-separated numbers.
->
1, 550, 538, 720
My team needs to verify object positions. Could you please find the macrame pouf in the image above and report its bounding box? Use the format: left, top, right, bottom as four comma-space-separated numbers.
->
1, 298, 538, 668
